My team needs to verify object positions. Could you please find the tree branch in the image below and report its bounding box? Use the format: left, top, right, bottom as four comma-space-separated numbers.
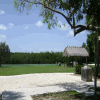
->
23, 0, 100, 37
24, 0, 73, 28
74, 25, 100, 36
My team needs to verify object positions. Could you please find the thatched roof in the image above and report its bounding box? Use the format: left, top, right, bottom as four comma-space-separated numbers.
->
62, 46, 89, 57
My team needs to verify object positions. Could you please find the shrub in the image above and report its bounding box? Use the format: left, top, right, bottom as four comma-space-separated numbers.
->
90, 66, 100, 78
75, 64, 84, 74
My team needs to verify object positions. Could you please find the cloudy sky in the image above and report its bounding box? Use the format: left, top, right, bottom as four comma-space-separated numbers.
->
0, 0, 90, 53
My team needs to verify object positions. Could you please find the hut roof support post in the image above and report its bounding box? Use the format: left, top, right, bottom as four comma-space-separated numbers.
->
86, 57, 87, 66
65, 56, 66, 67
72, 57, 73, 67
64, 57, 65, 67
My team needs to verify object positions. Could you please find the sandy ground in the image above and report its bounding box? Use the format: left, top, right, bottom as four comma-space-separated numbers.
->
1, 72, 100, 100
0, 73, 83, 92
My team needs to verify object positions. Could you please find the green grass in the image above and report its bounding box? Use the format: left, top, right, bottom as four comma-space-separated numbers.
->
0, 64, 75, 76
31, 90, 100, 100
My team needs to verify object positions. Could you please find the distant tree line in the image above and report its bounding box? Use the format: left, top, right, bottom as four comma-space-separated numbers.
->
4, 51, 64, 64
0, 31, 97, 65
2, 51, 90, 64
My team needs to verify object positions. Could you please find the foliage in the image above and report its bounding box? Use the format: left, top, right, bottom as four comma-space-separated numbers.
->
75, 64, 84, 74
86, 32, 98, 63
88, 65, 100, 78
14, 0, 100, 36
85, 1, 100, 27
82, 42, 89, 54
0, 42, 10, 66
8, 51, 64, 64
6, 51, 92, 65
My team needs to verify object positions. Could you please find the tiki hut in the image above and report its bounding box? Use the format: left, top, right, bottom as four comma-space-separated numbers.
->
62, 46, 89, 67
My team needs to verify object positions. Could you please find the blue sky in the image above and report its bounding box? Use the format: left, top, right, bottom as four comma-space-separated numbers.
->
0, 0, 90, 53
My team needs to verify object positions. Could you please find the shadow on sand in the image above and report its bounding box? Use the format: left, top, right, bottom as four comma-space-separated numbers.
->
2, 90, 27, 100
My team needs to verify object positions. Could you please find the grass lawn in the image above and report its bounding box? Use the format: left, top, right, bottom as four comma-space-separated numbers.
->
0, 64, 75, 76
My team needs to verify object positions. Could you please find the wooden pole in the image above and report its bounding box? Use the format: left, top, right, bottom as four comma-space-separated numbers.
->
86, 57, 87, 66
72, 57, 73, 67
64, 56, 65, 67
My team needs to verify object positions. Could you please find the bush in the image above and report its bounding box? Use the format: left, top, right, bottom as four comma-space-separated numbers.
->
75, 64, 84, 74
90, 66, 100, 78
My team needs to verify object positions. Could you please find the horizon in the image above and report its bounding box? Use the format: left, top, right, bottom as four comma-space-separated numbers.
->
0, 0, 90, 53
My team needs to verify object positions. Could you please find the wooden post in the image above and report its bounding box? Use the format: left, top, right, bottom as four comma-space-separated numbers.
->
72, 57, 73, 67
86, 57, 87, 66
64, 56, 65, 67
65, 56, 66, 67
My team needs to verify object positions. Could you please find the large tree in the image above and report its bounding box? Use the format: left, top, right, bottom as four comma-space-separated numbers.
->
0, 42, 10, 67
14, 0, 100, 36
14, 0, 100, 95
86, 32, 98, 62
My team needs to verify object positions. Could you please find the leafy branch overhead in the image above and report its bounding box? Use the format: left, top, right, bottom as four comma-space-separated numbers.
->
14, 0, 100, 36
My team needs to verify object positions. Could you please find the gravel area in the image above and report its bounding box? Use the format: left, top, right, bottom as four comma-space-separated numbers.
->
0, 73, 83, 92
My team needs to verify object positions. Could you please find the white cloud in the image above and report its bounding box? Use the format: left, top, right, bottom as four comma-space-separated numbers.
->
24, 26, 29, 29
57, 21, 69, 31
0, 35, 6, 42
0, 24, 7, 30
0, 35, 6, 38
0, 10, 5, 15
9, 23, 14, 26
66, 30, 74, 38
35, 20, 43, 27
8, 23, 14, 29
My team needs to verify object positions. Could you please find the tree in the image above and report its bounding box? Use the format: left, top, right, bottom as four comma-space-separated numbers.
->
81, 42, 90, 63
0, 42, 10, 67
82, 42, 89, 51
86, 32, 98, 63
14, 0, 100, 36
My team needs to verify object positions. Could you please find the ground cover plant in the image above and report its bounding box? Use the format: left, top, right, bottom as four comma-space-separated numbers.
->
0, 64, 75, 76
31, 90, 100, 100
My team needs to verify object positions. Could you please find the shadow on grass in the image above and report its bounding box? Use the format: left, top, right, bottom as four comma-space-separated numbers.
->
31, 90, 99, 100
31, 82, 98, 100
55, 82, 100, 100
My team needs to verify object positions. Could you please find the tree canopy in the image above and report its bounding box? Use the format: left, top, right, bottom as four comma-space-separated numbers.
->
0, 42, 10, 67
14, 0, 100, 36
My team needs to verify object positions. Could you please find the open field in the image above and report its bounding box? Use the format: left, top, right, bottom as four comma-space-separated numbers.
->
0, 63, 95, 76
0, 64, 76, 76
